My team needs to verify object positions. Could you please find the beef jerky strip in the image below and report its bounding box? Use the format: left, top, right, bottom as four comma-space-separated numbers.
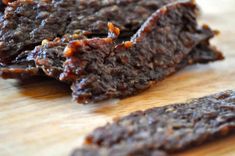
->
72, 90, 235, 156
0, 32, 222, 80
0, 41, 222, 81
66, 0, 176, 36
0, 0, 175, 64
72, 144, 168, 156
0, 50, 40, 79
61, 1, 224, 103
0, 33, 87, 79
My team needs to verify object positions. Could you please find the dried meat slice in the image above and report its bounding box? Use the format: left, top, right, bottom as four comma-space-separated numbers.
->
0, 41, 222, 80
0, 19, 222, 81
0, 33, 87, 79
61, 1, 224, 103
72, 90, 235, 156
72, 145, 168, 156
66, 0, 176, 36
32, 34, 87, 80
0, 0, 175, 64
0, 50, 40, 79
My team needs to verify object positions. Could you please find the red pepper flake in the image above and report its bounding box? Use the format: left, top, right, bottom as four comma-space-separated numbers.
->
72, 34, 80, 39
104, 37, 113, 43
108, 22, 120, 37
64, 46, 73, 57
124, 41, 133, 48
64, 40, 86, 57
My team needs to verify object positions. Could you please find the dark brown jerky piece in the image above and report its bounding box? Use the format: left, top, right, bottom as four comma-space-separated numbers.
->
32, 34, 87, 80
0, 0, 174, 64
0, 41, 220, 80
0, 41, 222, 80
184, 42, 223, 64
72, 145, 168, 156
61, 1, 224, 103
0, 0, 73, 64
66, 0, 176, 35
72, 90, 235, 156
0, 21, 222, 81
0, 33, 87, 79
0, 50, 40, 79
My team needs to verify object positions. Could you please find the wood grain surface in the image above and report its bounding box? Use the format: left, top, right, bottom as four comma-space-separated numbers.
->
0, 0, 235, 156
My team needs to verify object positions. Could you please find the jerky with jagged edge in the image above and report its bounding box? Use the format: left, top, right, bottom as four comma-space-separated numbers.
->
72, 90, 235, 156
61, 1, 223, 103
0, 0, 175, 64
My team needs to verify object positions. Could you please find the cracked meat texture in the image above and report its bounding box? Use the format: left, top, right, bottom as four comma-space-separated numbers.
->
0, 33, 87, 79
0, 40, 222, 80
61, 1, 223, 103
72, 90, 235, 156
66, 0, 176, 35
32, 34, 87, 80
0, 0, 175, 64
0, 50, 40, 79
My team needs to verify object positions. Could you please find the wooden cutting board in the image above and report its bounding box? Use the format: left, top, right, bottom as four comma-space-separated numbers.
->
0, 0, 235, 156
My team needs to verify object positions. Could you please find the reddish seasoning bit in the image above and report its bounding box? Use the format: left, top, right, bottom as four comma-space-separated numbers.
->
64, 41, 85, 57
107, 22, 120, 38
72, 90, 235, 156
123, 41, 133, 48
63, 46, 74, 58
61, 1, 223, 103
64, 23, 120, 58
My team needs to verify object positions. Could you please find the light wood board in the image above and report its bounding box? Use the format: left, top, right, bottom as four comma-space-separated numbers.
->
0, 0, 235, 155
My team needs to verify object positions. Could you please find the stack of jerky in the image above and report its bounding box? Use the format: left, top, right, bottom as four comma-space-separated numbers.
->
0, 0, 223, 103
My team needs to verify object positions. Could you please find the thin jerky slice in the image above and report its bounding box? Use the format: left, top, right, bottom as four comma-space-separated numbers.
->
0, 29, 222, 80
61, 1, 224, 103
0, 50, 40, 79
66, 0, 176, 35
0, 41, 222, 80
33, 34, 87, 80
0, 23, 222, 80
0, 33, 87, 79
185, 42, 223, 64
72, 144, 168, 156
0, 0, 174, 64
72, 90, 235, 156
